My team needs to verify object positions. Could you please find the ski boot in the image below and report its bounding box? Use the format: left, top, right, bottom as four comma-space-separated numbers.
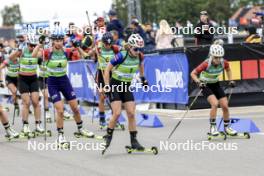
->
57, 133, 70, 149
115, 122, 125, 131
63, 111, 73, 120
102, 134, 112, 155
20, 124, 35, 138
99, 118, 107, 130
45, 110, 52, 123
224, 126, 250, 139
5, 127, 20, 141
74, 128, 95, 138
207, 122, 226, 140
34, 123, 52, 137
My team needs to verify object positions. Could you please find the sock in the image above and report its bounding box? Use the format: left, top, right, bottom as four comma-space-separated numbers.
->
99, 112, 105, 121
106, 128, 114, 136
35, 121, 41, 124
210, 119, 216, 126
76, 121, 83, 130
57, 128, 64, 134
23, 120, 29, 125
224, 120, 230, 128
3, 122, 10, 130
130, 131, 137, 141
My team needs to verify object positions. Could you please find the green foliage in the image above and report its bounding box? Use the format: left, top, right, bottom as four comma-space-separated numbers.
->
114, 0, 262, 26
1, 4, 23, 26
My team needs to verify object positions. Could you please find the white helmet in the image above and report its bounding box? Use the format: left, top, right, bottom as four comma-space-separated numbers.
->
128, 34, 144, 48
27, 33, 38, 45
209, 44, 224, 57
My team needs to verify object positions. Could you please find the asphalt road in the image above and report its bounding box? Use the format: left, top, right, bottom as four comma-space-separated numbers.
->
0, 105, 263, 176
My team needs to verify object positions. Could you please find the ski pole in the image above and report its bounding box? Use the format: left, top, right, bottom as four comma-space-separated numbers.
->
167, 88, 203, 140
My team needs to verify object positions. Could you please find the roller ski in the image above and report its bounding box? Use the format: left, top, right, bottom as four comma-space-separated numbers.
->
125, 146, 158, 155
33, 124, 52, 137
74, 129, 103, 140
4, 127, 21, 141
224, 126, 250, 139
207, 124, 226, 140
57, 133, 70, 149
20, 124, 36, 138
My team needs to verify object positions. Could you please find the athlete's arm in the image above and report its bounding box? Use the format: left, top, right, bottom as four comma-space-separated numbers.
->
0, 62, 6, 82
224, 60, 232, 80
191, 61, 208, 83
9, 50, 20, 62
139, 52, 144, 77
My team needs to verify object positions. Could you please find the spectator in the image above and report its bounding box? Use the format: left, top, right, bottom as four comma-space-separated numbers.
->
130, 18, 146, 42
194, 11, 214, 45
144, 23, 156, 52
94, 17, 107, 42
110, 30, 125, 47
245, 26, 261, 43
107, 10, 124, 39
155, 19, 174, 49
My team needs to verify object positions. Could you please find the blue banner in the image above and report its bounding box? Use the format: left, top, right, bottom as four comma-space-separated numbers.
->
67, 53, 189, 104
67, 60, 98, 102
137, 53, 189, 104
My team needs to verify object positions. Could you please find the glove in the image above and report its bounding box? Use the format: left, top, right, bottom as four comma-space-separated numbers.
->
197, 81, 206, 89
0, 81, 4, 88
103, 85, 111, 98
229, 81, 236, 88
140, 76, 148, 87
72, 39, 81, 48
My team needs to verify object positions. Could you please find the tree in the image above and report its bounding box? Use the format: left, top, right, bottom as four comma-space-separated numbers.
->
113, 0, 261, 26
1, 4, 23, 26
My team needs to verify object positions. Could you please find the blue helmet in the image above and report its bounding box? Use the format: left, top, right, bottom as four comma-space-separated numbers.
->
102, 32, 113, 45
50, 28, 65, 39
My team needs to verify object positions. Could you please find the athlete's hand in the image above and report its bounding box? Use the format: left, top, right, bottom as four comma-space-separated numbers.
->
103, 85, 111, 98
228, 81, 236, 88
39, 35, 46, 44
197, 81, 206, 89
140, 76, 148, 87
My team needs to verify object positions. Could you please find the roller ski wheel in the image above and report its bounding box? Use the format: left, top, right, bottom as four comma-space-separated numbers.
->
57, 142, 70, 149
226, 132, 250, 139
5, 134, 21, 141
125, 146, 158, 155
19, 132, 36, 138
33, 130, 52, 137
207, 132, 227, 141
